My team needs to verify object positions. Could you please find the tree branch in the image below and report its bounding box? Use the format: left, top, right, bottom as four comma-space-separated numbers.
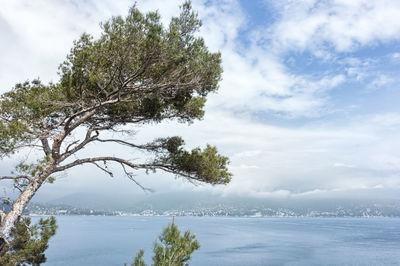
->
40, 138, 51, 156
94, 138, 148, 150
120, 163, 154, 192
0, 176, 30, 182
0, 211, 6, 223
54, 156, 138, 173
58, 126, 99, 162
54, 156, 204, 186
90, 161, 114, 177
54, 156, 156, 192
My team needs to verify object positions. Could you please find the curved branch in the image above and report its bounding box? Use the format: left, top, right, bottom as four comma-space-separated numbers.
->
53, 156, 205, 186
58, 127, 99, 162
53, 156, 138, 173
137, 164, 200, 184
95, 138, 149, 150
55, 156, 155, 192
0, 175, 30, 182
89, 161, 114, 177
120, 163, 154, 192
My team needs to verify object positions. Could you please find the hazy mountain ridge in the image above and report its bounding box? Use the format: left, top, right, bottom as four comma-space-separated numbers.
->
20, 192, 400, 217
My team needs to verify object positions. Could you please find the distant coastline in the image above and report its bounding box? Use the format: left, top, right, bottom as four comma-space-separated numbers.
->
23, 201, 400, 218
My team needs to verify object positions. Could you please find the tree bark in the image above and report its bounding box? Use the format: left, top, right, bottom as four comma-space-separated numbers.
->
0, 163, 53, 250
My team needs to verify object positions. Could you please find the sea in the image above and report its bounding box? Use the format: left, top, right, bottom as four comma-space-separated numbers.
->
31, 216, 400, 266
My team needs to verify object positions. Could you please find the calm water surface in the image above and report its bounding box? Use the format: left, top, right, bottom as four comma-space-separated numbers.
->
32, 216, 400, 266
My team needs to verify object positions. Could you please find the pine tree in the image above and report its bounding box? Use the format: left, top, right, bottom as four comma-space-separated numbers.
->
0, 1, 230, 247
128, 218, 200, 266
0, 216, 57, 265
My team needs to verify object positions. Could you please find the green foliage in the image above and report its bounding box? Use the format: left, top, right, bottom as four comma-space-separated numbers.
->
13, 157, 50, 179
0, 80, 66, 157
57, 0, 221, 124
122, 134, 232, 185
147, 137, 231, 184
152, 221, 200, 266
0, 216, 57, 266
132, 249, 146, 266
171, 144, 231, 184
128, 219, 200, 266
0, 0, 222, 157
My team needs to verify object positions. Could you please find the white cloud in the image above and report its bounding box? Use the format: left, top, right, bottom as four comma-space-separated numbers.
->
232, 150, 262, 159
266, 0, 400, 54
0, 0, 134, 92
208, 42, 347, 117
366, 74, 394, 91
333, 163, 356, 168
128, 111, 400, 198
369, 113, 400, 128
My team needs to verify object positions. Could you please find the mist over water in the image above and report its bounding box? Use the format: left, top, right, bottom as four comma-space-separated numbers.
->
35, 216, 400, 266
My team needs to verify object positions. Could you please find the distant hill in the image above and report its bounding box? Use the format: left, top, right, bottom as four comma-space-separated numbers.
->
26, 191, 400, 217
45, 192, 145, 211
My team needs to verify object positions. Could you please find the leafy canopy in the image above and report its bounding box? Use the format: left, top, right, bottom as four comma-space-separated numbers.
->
0, 1, 230, 186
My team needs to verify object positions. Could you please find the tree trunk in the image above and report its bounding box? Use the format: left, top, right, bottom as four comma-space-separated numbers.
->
0, 163, 53, 250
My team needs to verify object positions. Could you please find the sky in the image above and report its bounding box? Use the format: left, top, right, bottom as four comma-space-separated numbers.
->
0, 0, 400, 202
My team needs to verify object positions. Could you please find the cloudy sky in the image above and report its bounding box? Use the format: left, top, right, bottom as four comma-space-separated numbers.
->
1, 0, 400, 201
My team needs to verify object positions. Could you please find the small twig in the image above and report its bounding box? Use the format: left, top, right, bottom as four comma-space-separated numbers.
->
120, 164, 154, 192
90, 161, 114, 177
